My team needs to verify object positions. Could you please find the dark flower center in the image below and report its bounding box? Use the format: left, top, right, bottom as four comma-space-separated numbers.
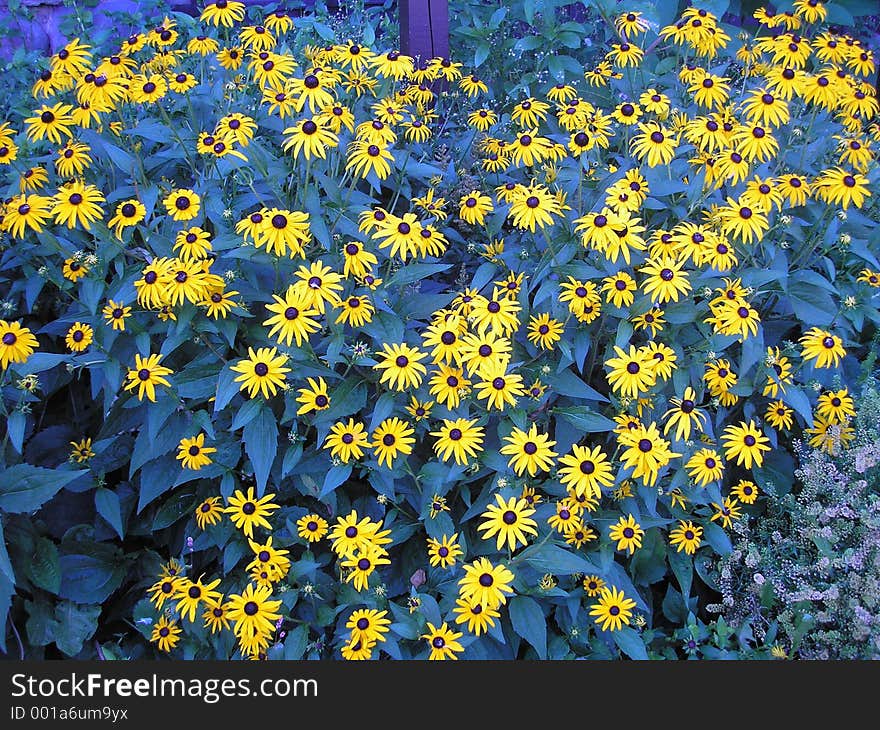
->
382, 434, 396, 446
681, 399, 694, 413
244, 601, 259, 616
69, 193, 83, 205
479, 573, 494, 587
580, 460, 595, 474
526, 196, 539, 208
441, 331, 456, 345
242, 502, 256, 515
638, 438, 652, 452
627, 362, 640, 374
744, 435, 756, 446
175, 196, 191, 210
302, 120, 318, 135
822, 336, 835, 348
137, 368, 151, 381
650, 131, 664, 143
357, 558, 371, 571
492, 377, 506, 390
621, 104, 634, 116
188, 586, 201, 598
523, 442, 538, 455
395, 355, 409, 367
254, 362, 269, 377
488, 301, 501, 313
448, 428, 462, 441
503, 510, 518, 525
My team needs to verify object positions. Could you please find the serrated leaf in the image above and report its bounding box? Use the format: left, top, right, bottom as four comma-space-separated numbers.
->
0, 465, 87, 513
53, 601, 102, 657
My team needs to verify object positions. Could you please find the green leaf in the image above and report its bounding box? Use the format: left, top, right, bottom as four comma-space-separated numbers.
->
95, 488, 124, 539
388, 263, 452, 288
555, 406, 617, 433
520, 543, 599, 575
283, 624, 309, 660
0, 522, 14, 585
244, 405, 278, 496
7, 411, 26, 453
25, 537, 60, 594
668, 544, 693, 599
53, 601, 101, 657
613, 626, 649, 660
474, 42, 490, 68
319, 463, 351, 499
25, 599, 56, 647
152, 490, 198, 531
58, 549, 125, 604
509, 595, 547, 659
702, 523, 732, 555
0, 465, 88, 513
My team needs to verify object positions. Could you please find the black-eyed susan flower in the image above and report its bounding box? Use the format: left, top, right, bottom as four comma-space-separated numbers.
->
477, 494, 538, 552
685, 448, 725, 486
346, 608, 391, 647
618, 421, 680, 487
430, 418, 484, 466
342, 544, 390, 592
68, 437, 94, 463
605, 344, 657, 398
224, 487, 279, 538
373, 342, 428, 391
458, 557, 515, 609
452, 597, 500, 636
609, 514, 645, 555
295, 376, 331, 415
631, 121, 678, 167
815, 388, 855, 424
669, 520, 703, 555
225, 583, 282, 641
291, 260, 343, 313
813, 167, 871, 209
262, 288, 320, 348
174, 576, 222, 623
589, 586, 637, 632
201, 0, 246, 27
163, 188, 201, 222
427, 533, 463, 569
323, 418, 369, 463
148, 575, 182, 610
297, 513, 329, 542
25, 103, 75, 144
231, 346, 290, 398
721, 419, 771, 469
731, 479, 759, 505
55, 140, 92, 177
345, 140, 394, 180
203, 601, 231, 633
473, 364, 525, 411
458, 191, 493, 225
526, 313, 563, 350
370, 417, 415, 468
557, 444, 615, 498
765, 400, 795, 431
123, 353, 172, 402
107, 199, 146, 238
499, 423, 557, 477
177, 434, 217, 470
710, 496, 743, 529
799, 326, 846, 368
195, 496, 223, 529
150, 615, 181, 652
282, 116, 339, 160
663, 387, 707, 441
64, 321, 93, 353
421, 621, 464, 660
52, 180, 104, 230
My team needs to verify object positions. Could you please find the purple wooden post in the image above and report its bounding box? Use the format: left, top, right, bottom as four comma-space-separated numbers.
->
399, 0, 449, 63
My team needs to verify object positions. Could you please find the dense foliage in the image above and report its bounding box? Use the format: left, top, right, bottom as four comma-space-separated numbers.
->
0, 0, 878, 660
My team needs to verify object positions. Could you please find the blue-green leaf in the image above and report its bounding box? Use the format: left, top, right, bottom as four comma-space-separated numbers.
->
0, 465, 87, 513
244, 405, 278, 496
613, 626, 649, 660
95, 488, 124, 539
509, 595, 547, 659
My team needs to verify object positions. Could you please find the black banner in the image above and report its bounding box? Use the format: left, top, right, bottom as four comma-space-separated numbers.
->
0, 659, 874, 724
